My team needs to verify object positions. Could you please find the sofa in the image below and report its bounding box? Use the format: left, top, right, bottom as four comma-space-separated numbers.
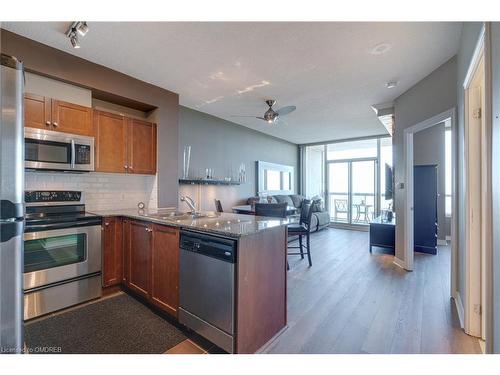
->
247, 194, 330, 232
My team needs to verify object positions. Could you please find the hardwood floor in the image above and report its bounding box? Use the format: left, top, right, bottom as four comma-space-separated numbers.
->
263, 228, 482, 354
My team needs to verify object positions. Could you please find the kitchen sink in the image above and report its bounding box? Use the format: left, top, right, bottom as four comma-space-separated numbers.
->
139, 211, 218, 221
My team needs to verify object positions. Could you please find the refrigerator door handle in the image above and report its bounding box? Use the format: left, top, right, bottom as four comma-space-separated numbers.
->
0, 220, 24, 243
0, 200, 24, 221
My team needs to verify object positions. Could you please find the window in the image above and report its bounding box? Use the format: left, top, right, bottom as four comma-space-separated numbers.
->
379, 137, 393, 211
445, 127, 452, 216
303, 136, 392, 226
304, 145, 325, 199
327, 139, 377, 160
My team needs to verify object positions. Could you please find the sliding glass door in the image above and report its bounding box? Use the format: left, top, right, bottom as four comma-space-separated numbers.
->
351, 160, 376, 225
328, 162, 349, 223
302, 136, 392, 227
327, 159, 376, 226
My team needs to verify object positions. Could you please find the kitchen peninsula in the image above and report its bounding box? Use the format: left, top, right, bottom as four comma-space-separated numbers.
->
92, 209, 288, 354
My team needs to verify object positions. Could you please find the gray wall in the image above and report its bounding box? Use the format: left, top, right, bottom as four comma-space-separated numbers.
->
413, 122, 446, 241
490, 22, 500, 353
393, 56, 457, 262
178, 106, 299, 212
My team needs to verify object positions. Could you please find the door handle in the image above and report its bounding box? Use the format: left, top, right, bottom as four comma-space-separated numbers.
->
45, 121, 51, 127
52, 122, 59, 128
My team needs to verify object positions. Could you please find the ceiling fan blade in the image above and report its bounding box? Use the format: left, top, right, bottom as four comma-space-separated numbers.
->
275, 118, 289, 126
231, 115, 267, 121
276, 105, 296, 116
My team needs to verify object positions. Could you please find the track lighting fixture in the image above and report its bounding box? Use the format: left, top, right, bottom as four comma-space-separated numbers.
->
69, 32, 80, 49
65, 22, 89, 49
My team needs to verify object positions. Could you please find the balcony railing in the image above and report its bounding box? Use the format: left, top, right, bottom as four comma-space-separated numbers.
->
327, 192, 391, 225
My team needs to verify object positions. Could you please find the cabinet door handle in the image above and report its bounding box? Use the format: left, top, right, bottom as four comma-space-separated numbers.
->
45, 121, 51, 126
104, 222, 110, 226
124, 165, 128, 169
52, 122, 58, 128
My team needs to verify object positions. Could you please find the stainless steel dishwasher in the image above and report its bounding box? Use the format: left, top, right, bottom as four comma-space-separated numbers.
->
178, 230, 236, 353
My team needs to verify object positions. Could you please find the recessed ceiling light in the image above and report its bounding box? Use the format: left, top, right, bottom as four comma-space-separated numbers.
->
370, 43, 392, 55
386, 81, 398, 89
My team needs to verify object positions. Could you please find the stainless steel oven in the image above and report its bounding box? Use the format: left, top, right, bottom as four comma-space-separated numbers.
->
23, 191, 102, 320
25, 127, 94, 172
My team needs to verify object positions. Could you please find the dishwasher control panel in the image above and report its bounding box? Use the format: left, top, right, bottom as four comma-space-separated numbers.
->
180, 231, 236, 263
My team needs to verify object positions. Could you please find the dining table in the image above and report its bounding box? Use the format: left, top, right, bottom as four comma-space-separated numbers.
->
231, 204, 298, 216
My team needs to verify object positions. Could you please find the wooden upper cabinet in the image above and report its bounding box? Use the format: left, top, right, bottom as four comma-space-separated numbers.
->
94, 111, 128, 173
102, 217, 123, 288
128, 119, 157, 175
151, 225, 179, 317
24, 94, 51, 130
126, 220, 152, 299
51, 99, 93, 136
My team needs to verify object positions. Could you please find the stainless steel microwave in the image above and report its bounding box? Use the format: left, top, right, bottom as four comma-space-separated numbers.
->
25, 127, 94, 172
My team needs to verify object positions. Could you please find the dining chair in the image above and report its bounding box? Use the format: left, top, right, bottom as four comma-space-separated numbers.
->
254, 203, 287, 218
214, 199, 223, 213
287, 200, 314, 267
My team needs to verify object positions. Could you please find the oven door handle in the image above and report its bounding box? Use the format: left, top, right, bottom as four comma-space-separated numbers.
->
25, 220, 101, 232
70, 139, 76, 169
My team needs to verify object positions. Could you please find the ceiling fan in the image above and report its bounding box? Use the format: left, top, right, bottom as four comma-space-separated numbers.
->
232, 99, 296, 125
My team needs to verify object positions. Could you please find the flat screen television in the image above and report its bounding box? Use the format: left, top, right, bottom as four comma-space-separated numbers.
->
385, 163, 393, 201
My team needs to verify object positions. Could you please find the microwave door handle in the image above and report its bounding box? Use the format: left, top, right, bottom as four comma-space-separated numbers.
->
70, 139, 76, 169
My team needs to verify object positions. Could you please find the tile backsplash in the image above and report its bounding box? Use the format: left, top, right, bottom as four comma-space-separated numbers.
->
25, 172, 158, 211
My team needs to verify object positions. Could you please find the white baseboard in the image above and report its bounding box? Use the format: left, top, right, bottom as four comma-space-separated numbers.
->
393, 257, 407, 270
454, 292, 465, 329
437, 239, 447, 246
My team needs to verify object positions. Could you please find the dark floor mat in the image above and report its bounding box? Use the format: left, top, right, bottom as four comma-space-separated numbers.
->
24, 293, 186, 354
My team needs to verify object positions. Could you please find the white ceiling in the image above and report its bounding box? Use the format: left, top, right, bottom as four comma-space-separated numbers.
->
2, 22, 462, 144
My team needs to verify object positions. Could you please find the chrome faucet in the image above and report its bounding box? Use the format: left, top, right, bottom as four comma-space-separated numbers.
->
180, 195, 197, 213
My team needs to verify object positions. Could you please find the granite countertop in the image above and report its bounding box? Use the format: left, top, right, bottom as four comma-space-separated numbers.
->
89, 208, 290, 238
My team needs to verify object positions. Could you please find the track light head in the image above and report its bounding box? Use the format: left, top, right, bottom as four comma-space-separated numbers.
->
65, 22, 88, 48
69, 32, 80, 49
76, 22, 89, 36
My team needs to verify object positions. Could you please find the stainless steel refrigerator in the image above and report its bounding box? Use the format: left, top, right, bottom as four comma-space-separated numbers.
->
0, 54, 24, 354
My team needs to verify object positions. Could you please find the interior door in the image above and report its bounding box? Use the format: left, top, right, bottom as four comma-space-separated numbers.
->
327, 162, 349, 224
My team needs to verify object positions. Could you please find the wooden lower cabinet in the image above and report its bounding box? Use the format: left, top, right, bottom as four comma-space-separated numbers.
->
120, 219, 179, 317
123, 219, 152, 299
102, 217, 123, 287
151, 224, 179, 317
